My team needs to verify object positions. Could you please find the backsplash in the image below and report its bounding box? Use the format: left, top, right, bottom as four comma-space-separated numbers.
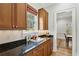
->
0, 30, 23, 44
22, 30, 49, 37
0, 30, 49, 44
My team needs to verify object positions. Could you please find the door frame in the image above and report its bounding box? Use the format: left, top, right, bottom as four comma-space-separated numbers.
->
54, 8, 77, 56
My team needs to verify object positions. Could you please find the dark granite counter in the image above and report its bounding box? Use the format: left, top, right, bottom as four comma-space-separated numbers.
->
0, 35, 53, 56
0, 39, 26, 56
22, 38, 48, 54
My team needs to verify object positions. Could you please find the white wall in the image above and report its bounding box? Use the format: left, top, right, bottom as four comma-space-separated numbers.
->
0, 30, 23, 44
76, 4, 79, 55
45, 3, 78, 55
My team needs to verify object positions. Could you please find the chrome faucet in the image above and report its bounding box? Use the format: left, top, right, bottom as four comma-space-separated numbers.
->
25, 35, 31, 45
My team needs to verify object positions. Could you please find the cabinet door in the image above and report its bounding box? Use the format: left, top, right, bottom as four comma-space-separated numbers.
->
33, 45, 44, 56
33, 48, 44, 56
43, 44, 48, 56
0, 4, 12, 29
38, 10, 43, 30
15, 3, 26, 29
43, 10, 46, 30
45, 12, 48, 30
47, 39, 52, 55
38, 8, 48, 30
25, 51, 33, 56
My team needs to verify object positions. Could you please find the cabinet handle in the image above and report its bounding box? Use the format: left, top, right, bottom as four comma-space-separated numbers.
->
13, 25, 15, 28
16, 26, 18, 28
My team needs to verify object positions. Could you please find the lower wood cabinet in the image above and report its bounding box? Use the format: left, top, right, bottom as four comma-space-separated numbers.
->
26, 50, 33, 56
24, 39, 53, 56
33, 47, 44, 56
43, 43, 48, 56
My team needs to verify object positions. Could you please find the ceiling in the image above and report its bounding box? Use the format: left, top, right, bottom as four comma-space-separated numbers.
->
29, 3, 57, 10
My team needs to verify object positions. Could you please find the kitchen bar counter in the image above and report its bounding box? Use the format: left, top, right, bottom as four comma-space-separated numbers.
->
21, 35, 53, 56
22, 38, 50, 54
23, 37, 53, 56
0, 35, 53, 56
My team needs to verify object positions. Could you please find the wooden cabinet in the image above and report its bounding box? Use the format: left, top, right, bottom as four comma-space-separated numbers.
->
43, 41, 48, 56
24, 39, 53, 56
0, 3, 37, 30
25, 50, 33, 56
14, 4, 26, 29
38, 8, 48, 30
25, 44, 44, 56
45, 12, 48, 30
33, 47, 44, 56
47, 39, 52, 55
0, 3, 26, 29
43, 39, 52, 56
33, 44, 44, 56
0, 4, 12, 29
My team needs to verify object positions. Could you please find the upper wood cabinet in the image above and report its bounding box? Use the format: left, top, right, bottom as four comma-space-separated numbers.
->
27, 4, 37, 16
26, 4, 38, 30
0, 3, 37, 30
14, 4, 26, 29
0, 4, 12, 29
38, 8, 48, 30
0, 3, 26, 30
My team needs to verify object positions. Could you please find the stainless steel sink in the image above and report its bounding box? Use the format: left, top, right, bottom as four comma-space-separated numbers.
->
30, 37, 44, 43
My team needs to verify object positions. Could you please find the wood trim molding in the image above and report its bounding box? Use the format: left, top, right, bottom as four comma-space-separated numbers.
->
27, 4, 37, 15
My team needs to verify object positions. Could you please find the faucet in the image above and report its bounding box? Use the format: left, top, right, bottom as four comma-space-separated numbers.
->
25, 35, 31, 45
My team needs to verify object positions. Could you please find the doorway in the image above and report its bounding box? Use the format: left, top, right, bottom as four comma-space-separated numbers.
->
54, 8, 76, 56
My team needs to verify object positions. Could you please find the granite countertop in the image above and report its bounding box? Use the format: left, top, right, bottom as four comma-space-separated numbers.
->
20, 35, 53, 55
21, 37, 50, 55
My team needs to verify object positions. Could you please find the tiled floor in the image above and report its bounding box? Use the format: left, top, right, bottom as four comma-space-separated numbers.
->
51, 39, 72, 56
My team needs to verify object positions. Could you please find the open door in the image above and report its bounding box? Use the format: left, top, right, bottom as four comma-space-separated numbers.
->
54, 8, 76, 56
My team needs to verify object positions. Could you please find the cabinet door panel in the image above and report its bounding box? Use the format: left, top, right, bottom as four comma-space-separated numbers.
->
38, 8, 48, 30
45, 12, 48, 30
33, 48, 44, 56
43, 44, 48, 56
25, 51, 33, 56
43, 11, 46, 30
0, 4, 12, 29
15, 3, 26, 29
47, 39, 52, 55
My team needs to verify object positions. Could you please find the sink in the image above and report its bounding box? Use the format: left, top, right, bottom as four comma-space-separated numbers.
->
22, 42, 37, 52
30, 37, 44, 43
